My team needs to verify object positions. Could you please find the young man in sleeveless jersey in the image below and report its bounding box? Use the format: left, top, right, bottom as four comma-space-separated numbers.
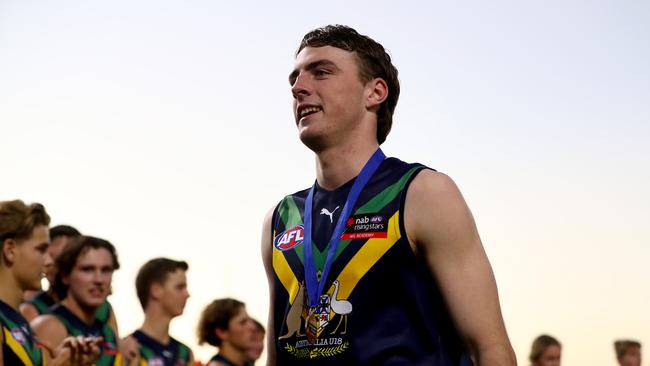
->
197, 298, 257, 366
0, 200, 101, 366
121, 257, 193, 366
31, 235, 126, 366
20, 224, 119, 336
21, 225, 81, 320
261, 25, 516, 365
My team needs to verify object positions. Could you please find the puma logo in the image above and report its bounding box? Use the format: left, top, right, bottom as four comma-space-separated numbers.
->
320, 206, 340, 223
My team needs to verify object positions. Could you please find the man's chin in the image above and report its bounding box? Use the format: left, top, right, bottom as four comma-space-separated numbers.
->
299, 131, 328, 152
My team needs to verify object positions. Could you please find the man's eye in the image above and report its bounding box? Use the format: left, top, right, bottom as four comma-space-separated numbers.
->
315, 69, 330, 77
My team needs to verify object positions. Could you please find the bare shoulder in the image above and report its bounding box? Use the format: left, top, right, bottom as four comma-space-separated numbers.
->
31, 314, 67, 347
407, 169, 464, 203
405, 170, 478, 253
19, 302, 39, 322
261, 204, 277, 265
30, 314, 61, 330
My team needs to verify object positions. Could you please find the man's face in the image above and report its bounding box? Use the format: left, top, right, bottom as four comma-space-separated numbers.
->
290, 46, 368, 150
245, 328, 265, 362
221, 306, 256, 351
535, 344, 561, 366
64, 247, 114, 309
44, 235, 75, 284
157, 269, 190, 317
13, 225, 50, 291
619, 346, 641, 366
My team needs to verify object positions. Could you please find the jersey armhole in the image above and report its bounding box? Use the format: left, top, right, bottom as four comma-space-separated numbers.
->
398, 165, 436, 251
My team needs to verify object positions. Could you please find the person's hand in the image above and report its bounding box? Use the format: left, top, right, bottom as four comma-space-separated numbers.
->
119, 335, 141, 366
44, 336, 102, 366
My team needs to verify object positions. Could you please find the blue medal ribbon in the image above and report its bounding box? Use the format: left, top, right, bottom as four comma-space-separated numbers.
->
303, 148, 386, 308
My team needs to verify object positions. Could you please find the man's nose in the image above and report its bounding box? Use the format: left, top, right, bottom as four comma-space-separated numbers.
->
291, 72, 311, 99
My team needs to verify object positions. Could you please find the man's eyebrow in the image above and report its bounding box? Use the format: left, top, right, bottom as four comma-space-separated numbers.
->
289, 59, 337, 85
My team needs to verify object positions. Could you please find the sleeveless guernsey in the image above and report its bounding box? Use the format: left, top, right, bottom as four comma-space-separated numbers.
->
131, 330, 191, 366
271, 157, 468, 365
50, 304, 119, 366
25, 290, 112, 325
0, 300, 42, 366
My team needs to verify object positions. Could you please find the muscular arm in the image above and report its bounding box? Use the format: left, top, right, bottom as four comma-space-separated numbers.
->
404, 170, 516, 366
30, 314, 69, 364
261, 206, 277, 366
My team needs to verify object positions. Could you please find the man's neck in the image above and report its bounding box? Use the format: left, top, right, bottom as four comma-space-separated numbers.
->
61, 297, 98, 325
315, 141, 380, 190
139, 309, 172, 344
0, 272, 22, 309
219, 343, 248, 366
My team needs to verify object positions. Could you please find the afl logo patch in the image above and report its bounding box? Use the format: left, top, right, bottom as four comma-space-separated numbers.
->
275, 225, 305, 251
11, 328, 26, 345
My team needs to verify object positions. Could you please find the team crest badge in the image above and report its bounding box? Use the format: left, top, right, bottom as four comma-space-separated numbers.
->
10, 328, 26, 345
275, 225, 305, 251
148, 357, 164, 366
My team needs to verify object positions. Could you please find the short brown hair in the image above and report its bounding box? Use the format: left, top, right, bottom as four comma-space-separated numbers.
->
615, 340, 641, 359
529, 334, 561, 363
0, 199, 51, 246
49, 225, 81, 240
135, 257, 188, 309
52, 235, 120, 299
197, 298, 245, 347
298, 25, 400, 145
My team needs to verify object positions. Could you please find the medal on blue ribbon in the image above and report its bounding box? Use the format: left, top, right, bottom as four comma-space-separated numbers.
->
302, 148, 386, 341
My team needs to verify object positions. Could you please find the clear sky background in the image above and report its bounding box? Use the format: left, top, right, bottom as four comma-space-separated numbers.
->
2, 1, 649, 365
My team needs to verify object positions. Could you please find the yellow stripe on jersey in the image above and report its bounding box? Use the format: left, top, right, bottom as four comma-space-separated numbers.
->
272, 230, 301, 305
3, 326, 34, 366
333, 211, 401, 301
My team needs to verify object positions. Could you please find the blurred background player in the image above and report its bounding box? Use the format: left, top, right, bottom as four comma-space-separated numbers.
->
614, 340, 641, 366
31, 235, 123, 366
245, 319, 265, 365
20, 224, 81, 320
529, 334, 561, 366
20, 224, 119, 336
0, 199, 101, 366
122, 257, 193, 366
197, 298, 256, 366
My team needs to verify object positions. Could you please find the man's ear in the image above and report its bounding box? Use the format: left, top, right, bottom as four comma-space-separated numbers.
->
215, 327, 228, 342
1, 238, 17, 265
150, 282, 163, 301
365, 77, 389, 110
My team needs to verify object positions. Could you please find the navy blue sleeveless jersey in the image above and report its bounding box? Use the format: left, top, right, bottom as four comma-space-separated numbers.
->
270, 157, 469, 365
49, 304, 119, 366
131, 330, 191, 366
0, 300, 43, 366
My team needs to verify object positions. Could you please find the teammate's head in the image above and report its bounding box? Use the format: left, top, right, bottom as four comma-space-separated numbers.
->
44, 225, 81, 285
615, 340, 641, 366
0, 200, 50, 291
296, 24, 399, 145
197, 298, 255, 351
135, 257, 189, 316
245, 318, 265, 363
53, 236, 120, 308
529, 334, 561, 366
